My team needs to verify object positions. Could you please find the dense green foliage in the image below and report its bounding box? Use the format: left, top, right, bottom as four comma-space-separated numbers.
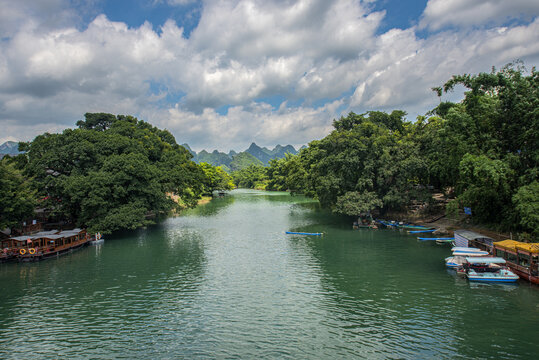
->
231, 165, 268, 189
18, 113, 225, 233
0, 158, 36, 229
229, 152, 263, 172
199, 163, 235, 194
261, 64, 538, 237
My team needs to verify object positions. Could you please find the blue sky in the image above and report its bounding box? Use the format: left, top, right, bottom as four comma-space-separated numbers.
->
0, 0, 538, 151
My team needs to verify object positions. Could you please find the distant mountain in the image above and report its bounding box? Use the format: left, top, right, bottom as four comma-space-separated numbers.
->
0, 141, 22, 157
270, 144, 297, 159
229, 152, 263, 172
245, 143, 273, 165
180, 143, 196, 157
185, 142, 297, 171
196, 149, 233, 168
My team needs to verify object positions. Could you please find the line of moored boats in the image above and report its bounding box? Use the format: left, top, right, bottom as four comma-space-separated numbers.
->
355, 221, 539, 285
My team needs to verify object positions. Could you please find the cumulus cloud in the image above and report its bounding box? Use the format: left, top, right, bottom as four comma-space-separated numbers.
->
148, 99, 342, 151
0, 0, 538, 149
420, 0, 539, 30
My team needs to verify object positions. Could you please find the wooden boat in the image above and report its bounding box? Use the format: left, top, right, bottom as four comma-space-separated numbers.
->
463, 257, 519, 283
492, 240, 539, 284
1, 229, 90, 262
285, 231, 323, 236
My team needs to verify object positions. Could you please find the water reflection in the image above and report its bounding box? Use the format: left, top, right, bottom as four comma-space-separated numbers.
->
1, 190, 538, 359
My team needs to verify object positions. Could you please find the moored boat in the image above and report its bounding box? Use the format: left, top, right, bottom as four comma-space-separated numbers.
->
0, 228, 90, 262
408, 229, 436, 234
90, 232, 105, 245
463, 257, 519, 283
493, 240, 539, 284
445, 248, 489, 269
285, 231, 323, 236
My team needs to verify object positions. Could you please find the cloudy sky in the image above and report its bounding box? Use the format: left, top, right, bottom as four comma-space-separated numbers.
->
1, 0, 538, 151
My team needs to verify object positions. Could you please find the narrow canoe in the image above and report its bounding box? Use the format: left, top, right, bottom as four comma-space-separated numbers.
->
285, 231, 323, 236
417, 237, 454, 241
408, 229, 436, 234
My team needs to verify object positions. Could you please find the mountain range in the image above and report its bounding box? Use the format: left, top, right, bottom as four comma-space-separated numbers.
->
0, 141, 22, 158
0, 140, 298, 172
182, 142, 298, 172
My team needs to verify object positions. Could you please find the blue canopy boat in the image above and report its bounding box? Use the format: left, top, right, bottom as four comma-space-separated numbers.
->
408, 229, 436, 234
285, 231, 323, 236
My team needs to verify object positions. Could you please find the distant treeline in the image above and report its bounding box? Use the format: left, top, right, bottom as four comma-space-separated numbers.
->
233, 64, 538, 238
0, 113, 234, 233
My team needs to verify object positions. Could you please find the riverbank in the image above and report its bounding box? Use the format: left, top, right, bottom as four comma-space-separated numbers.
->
383, 210, 514, 242
167, 193, 212, 215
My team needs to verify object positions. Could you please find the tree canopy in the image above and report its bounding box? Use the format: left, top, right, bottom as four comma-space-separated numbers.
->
20, 113, 219, 233
260, 63, 537, 237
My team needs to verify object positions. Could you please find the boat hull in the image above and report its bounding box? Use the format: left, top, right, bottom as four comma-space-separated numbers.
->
466, 276, 519, 283
508, 267, 539, 285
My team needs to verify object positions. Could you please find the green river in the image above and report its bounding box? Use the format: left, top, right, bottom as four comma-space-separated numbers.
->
1, 190, 538, 359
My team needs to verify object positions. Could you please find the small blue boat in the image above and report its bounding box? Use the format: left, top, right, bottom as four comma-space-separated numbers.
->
417, 237, 454, 241
408, 229, 436, 234
285, 231, 323, 236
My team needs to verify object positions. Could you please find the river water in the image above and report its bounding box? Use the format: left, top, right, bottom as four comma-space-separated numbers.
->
1, 190, 538, 359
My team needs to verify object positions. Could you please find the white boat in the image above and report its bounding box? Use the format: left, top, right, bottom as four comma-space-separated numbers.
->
90, 232, 104, 245
445, 249, 489, 268
463, 257, 519, 283
451, 247, 485, 253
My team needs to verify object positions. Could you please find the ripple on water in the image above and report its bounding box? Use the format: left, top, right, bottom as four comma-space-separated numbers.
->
1, 190, 539, 359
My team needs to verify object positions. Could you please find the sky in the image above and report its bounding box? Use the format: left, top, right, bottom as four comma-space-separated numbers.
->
0, 0, 538, 152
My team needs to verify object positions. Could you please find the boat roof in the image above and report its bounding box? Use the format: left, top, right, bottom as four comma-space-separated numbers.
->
495, 240, 539, 254
465, 257, 506, 264
453, 251, 489, 256
454, 230, 494, 243
516, 243, 539, 254
59, 231, 80, 237
452, 247, 483, 252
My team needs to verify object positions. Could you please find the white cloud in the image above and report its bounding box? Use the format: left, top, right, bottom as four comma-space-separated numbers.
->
420, 0, 539, 30
0, 0, 538, 150
150, 99, 341, 151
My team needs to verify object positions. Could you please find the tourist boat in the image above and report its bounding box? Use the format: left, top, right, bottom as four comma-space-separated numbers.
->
462, 257, 520, 283
0, 228, 90, 262
492, 240, 539, 284
445, 248, 489, 269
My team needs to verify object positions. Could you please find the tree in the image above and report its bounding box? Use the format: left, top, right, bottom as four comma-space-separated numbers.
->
232, 165, 268, 189
513, 182, 539, 235
0, 159, 35, 229
199, 163, 235, 194
23, 113, 206, 233
334, 191, 382, 216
